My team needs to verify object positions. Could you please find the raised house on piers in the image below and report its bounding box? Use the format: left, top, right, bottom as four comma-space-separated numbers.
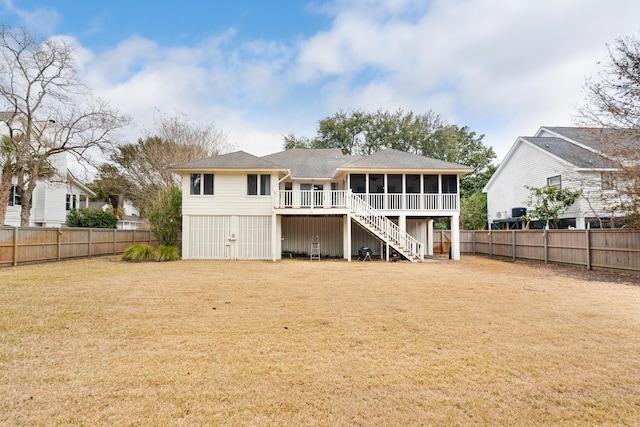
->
170, 148, 473, 261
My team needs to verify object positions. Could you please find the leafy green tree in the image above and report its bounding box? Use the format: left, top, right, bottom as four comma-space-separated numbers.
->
148, 186, 182, 247
66, 208, 118, 228
424, 124, 496, 198
524, 186, 581, 229
284, 109, 497, 201
461, 191, 488, 230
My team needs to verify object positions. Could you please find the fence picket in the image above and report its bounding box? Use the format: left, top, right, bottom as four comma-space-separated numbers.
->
0, 227, 157, 267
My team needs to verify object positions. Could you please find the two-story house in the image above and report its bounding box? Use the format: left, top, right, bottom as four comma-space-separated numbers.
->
484, 127, 624, 229
4, 152, 95, 227
170, 148, 473, 261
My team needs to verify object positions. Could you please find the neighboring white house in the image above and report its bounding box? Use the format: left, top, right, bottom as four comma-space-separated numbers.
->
170, 148, 473, 262
4, 151, 95, 227
483, 126, 623, 230
96, 199, 143, 230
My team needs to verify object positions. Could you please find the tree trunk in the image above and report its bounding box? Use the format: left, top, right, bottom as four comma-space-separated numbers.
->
18, 166, 38, 227
19, 182, 35, 226
0, 162, 12, 225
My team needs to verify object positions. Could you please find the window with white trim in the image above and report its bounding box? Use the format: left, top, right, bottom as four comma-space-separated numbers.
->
190, 173, 214, 195
247, 174, 271, 196
8, 185, 21, 206
547, 175, 561, 189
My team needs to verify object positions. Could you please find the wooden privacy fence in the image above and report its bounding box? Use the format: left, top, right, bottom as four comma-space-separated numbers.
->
433, 229, 640, 273
0, 226, 157, 267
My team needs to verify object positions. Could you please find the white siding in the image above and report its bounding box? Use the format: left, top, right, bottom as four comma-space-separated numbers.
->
351, 222, 383, 255
407, 219, 428, 248
183, 215, 272, 260
181, 172, 275, 216
184, 215, 231, 259
237, 216, 272, 259
281, 216, 343, 257
486, 141, 576, 222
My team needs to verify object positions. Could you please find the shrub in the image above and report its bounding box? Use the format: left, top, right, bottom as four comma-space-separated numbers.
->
157, 245, 180, 262
122, 244, 157, 262
148, 186, 182, 247
67, 208, 118, 228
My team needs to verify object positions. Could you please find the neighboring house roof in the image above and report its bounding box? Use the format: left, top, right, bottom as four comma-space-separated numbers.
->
339, 148, 474, 172
483, 126, 626, 193
261, 148, 361, 179
68, 173, 97, 197
170, 150, 287, 172
522, 137, 616, 169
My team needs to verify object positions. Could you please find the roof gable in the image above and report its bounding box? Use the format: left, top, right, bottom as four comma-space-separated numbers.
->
170, 150, 286, 171
261, 148, 360, 179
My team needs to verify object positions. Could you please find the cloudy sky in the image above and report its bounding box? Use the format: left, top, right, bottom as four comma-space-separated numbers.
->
2, 0, 639, 162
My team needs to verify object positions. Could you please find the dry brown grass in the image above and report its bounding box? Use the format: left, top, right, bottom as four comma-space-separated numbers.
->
1, 256, 639, 426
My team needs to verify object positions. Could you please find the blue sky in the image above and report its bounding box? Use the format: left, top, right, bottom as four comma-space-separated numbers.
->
2, 0, 640, 162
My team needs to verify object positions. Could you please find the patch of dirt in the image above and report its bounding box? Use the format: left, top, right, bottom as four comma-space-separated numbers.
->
509, 258, 640, 286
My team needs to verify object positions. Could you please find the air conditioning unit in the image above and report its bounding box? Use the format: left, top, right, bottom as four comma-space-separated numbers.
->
512, 207, 527, 218
496, 211, 503, 219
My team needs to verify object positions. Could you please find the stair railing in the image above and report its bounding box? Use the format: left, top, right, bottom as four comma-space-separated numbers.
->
349, 192, 423, 261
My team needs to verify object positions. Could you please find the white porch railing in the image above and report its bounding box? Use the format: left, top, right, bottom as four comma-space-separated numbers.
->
275, 190, 349, 208
274, 189, 458, 211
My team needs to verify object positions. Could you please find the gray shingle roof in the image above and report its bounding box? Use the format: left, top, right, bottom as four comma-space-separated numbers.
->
261, 148, 361, 179
171, 147, 474, 176
340, 148, 473, 171
170, 150, 286, 171
523, 136, 616, 168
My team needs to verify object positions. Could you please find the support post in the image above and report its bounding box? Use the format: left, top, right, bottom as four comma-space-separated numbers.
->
346, 214, 352, 262
512, 230, 516, 261
427, 219, 434, 257
450, 214, 460, 260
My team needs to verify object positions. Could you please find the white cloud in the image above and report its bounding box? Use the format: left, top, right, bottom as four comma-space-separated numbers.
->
291, 0, 640, 160
17, 0, 640, 163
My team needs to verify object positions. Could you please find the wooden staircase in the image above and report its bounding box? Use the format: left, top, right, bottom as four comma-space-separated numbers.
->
349, 194, 424, 262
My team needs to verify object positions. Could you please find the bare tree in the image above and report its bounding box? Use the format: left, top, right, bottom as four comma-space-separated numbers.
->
96, 113, 230, 216
0, 25, 130, 226
578, 33, 640, 226
0, 135, 15, 224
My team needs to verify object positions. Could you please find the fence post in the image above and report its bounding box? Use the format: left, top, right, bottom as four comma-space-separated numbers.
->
57, 229, 62, 261
88, 228, 92, 258
512, 230, 516, 261
544, 230, 548, 264
585, 228, 592, 270
472, 230, 476, 254
489, 230, 493, 258
132, 229, 136, 245
13, 227, 18, 266
113, 229, 117, 254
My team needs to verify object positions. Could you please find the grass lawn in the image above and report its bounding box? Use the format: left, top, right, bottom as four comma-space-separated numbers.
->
1, 255, 639, 426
